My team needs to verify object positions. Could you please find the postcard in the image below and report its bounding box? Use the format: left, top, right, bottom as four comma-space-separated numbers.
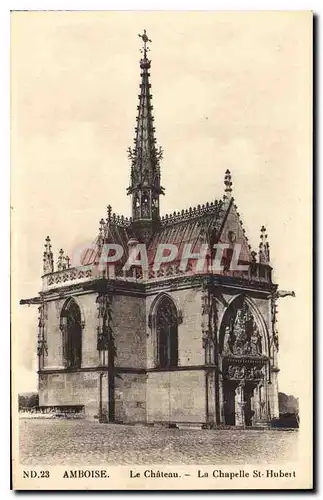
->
11, 10, 313, 490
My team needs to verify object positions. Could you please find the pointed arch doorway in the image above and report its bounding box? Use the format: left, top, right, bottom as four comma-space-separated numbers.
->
219, 295, 268, 427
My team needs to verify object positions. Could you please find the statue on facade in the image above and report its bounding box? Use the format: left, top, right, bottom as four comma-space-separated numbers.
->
232, 309, 248, 355
250, 322, 262, 355
223, 326, 232, 354
133, 196, 140, 218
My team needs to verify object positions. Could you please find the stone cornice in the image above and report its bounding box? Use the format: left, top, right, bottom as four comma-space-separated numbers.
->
38, 364, 219, 375
21, 273, 277, 304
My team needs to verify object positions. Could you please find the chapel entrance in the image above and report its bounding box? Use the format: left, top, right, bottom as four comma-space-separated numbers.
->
223, 382, 236, 425
243, 383, 256, 426
223, 379, 259, 427
219, 295, 268, 427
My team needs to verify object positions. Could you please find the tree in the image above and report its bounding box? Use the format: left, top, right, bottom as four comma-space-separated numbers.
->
18, 393, 39, 410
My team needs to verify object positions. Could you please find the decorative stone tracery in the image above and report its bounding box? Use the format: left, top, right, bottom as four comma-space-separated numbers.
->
224, 364, 264, 381
201, 283, 218, 365
37, 302, 48, 364
271, 296, 279, 351
96, 292, 115, 355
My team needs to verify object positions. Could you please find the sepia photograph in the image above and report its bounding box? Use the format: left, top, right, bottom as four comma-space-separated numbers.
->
11, 10, 312, 490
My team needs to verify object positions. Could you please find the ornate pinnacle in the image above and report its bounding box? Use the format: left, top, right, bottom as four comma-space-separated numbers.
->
107, 205, 112, 221
251, 251, 257, 263
224, 169, 233, 198
43, 236, 54, 275
98, 218, 105, 247
57, 248, 66, 271
259, 226, 270, 263
45, 236, 51, 253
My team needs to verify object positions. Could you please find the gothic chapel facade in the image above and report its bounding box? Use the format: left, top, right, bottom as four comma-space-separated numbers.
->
21, 31, 287, 427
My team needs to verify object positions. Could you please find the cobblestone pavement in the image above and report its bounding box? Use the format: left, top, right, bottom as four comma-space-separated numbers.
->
19, 418, 298, 466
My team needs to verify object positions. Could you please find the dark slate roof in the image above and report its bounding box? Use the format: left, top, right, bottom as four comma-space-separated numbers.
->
81, 199, 227, 270
81, 221, 136, 267
148, 200, 226, 265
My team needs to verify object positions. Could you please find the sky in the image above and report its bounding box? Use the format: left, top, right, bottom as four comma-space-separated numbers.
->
11, 11, 312, 400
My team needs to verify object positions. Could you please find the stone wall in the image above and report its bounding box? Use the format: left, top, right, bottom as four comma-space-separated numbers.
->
146, 370, 205, 423
39, 282, 277, 424
113, 294, 147, 368
38, 371, 103, 417
45, 299, 64, 369
114, 373, 147, 423
44, 293, 99, 369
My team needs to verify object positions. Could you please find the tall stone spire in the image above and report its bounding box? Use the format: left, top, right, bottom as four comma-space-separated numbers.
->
127, 30, 164, 242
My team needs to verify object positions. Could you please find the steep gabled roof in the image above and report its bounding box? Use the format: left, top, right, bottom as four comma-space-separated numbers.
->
78, 167, 261, 275
147, 199, 226, 265
216, 199, 253, 263
81, 215, 136, 267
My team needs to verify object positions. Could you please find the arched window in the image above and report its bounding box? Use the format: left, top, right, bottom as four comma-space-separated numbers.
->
141, 191, 150, 217
60, 298, 83, 369
156, 297, 178, 368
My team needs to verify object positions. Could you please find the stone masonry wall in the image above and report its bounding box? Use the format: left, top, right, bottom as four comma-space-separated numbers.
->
113, 294, 147, 368
114, 373, 147, 423
39, 371, 101, 417
45, 293, 99, 370
146, 370, 205, 423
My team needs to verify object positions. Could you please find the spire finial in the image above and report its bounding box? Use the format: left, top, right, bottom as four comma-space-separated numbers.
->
138, 29, 151, 58
107, 205, 112, 221
224, 169, 233, 199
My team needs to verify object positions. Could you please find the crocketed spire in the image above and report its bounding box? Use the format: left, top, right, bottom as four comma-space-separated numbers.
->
127, 30, 164, 235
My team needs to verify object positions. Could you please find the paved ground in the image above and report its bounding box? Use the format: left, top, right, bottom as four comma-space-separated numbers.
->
19, 418, 299, 466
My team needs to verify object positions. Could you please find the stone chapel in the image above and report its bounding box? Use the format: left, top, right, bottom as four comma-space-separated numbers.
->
20, 30, 289, 427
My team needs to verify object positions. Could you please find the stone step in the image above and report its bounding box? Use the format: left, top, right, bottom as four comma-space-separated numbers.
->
176, 423, 204, 431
